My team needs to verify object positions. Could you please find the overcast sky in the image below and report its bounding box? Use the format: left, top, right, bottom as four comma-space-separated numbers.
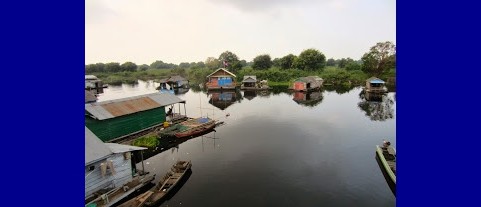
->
85, 0, 395, 65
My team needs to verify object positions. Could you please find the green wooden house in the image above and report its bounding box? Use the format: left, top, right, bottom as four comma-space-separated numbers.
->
85, 93, 186, 142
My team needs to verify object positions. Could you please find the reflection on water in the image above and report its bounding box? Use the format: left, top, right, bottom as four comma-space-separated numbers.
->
292, 91, 323, 107
96, 80, 395, 206
358, 91, 395, 121
207, 90, 242, 110
324, 84, 356, 94
243, 90, 257, 101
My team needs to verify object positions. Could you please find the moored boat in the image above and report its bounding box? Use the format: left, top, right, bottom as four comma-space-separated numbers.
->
117, 161, 192, 207
376, 140, 396, 185
159, 117, 216, 138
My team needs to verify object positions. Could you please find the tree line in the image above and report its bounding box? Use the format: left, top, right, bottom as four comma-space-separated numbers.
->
86, 41, 395, 77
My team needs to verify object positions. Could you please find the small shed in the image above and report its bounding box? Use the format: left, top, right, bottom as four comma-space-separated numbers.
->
365, 77, 387, 93
85, 93, 186, 142
206, 68, 237, 90
292, 76, 323, 92
241, 76, 257, 88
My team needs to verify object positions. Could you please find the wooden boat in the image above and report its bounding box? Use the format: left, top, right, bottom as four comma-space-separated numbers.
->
85, 174, 156, 207
117, 161, 192, 207
159, 117, 216, 139
376, 141, 396, 185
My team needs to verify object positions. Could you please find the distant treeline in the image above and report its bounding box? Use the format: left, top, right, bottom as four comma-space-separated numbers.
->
86, 41, 396, 86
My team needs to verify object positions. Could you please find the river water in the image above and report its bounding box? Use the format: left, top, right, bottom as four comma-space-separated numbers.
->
97, 80, 396, 207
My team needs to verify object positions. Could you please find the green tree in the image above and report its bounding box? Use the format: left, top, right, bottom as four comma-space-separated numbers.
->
345, 62, 361, 71
205, 57, 220, 69
279, 54, 296, 69
338, 58, 347, 68
240, 59, 248, 67
179, 62, 190, 68
361, 41, 396, 76
138, 64, 149, 71
272, 58, 281, 67
293, 49, 326, 71
150, 60, 176, 69
326, 58, 336, 66
252, 54, 272, 70
120, 62, 137, 72
219, 51, 240, 72
191, 61, 205, 69
105, 62, 121, 73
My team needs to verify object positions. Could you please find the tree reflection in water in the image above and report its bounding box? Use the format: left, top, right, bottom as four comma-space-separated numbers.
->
358, 91, 395, 121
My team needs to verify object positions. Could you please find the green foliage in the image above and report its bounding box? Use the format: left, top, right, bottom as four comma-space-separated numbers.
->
187, 68, 214, 84
133, 135, 159, 148
105, 62, 121, 73
205, 57, 220, 69
252, 54, 272, 70
139, 64, 149, 71
150, 60, 176, 69
345, 61, 361, 71
361, 41, 396, 76
272, 58, 281, 67
293, 49, 326, 71
326, 58, 336, 66
279, 54, 296, 70
120, 62, 137, 72
219, 51, 241, 73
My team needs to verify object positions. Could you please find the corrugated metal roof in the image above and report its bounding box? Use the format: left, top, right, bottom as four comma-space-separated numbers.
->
168, 75, 187, 82
370, 79, 385, 84
367, 77, 385, 84
242, 76, 257, 83
85, 127, 148, 165
85, 93, 185, 120
157, 78, 169, 83
207, 68, 237, 78
85, 127, 112, 165
105, 143, 146, 153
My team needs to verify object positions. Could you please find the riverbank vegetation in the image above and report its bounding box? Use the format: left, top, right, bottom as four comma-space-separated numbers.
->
86, 41, 396, 87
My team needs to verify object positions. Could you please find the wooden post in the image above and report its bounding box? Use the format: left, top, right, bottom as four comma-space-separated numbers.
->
141, 150, 145, 175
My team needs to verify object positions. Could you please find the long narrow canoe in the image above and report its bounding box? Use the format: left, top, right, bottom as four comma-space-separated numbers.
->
376, 145, 396, 185
117, 161, 192, 207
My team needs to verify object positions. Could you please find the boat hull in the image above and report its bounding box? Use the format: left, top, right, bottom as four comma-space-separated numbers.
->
174, 121, 216, 138
376, 145, 396, 185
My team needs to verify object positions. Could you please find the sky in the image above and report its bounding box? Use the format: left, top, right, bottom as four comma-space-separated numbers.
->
85, 0, 395, 65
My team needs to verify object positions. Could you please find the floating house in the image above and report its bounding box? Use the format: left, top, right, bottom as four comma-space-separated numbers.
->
168, 75, 189, 89
206, 68, 237, 90
85, 90, 97, 103
86, 75, 105, 95
85, 93, 186, 142
85, 127, 155, 207
240, 76, 270, 90
365, 77, 387, 93
86, 75, 103, 89
291, 76, 323, 92
158, 76, 189, 90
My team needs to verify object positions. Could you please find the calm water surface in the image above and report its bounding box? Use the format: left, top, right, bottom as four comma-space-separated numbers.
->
98, 80, 396, 207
